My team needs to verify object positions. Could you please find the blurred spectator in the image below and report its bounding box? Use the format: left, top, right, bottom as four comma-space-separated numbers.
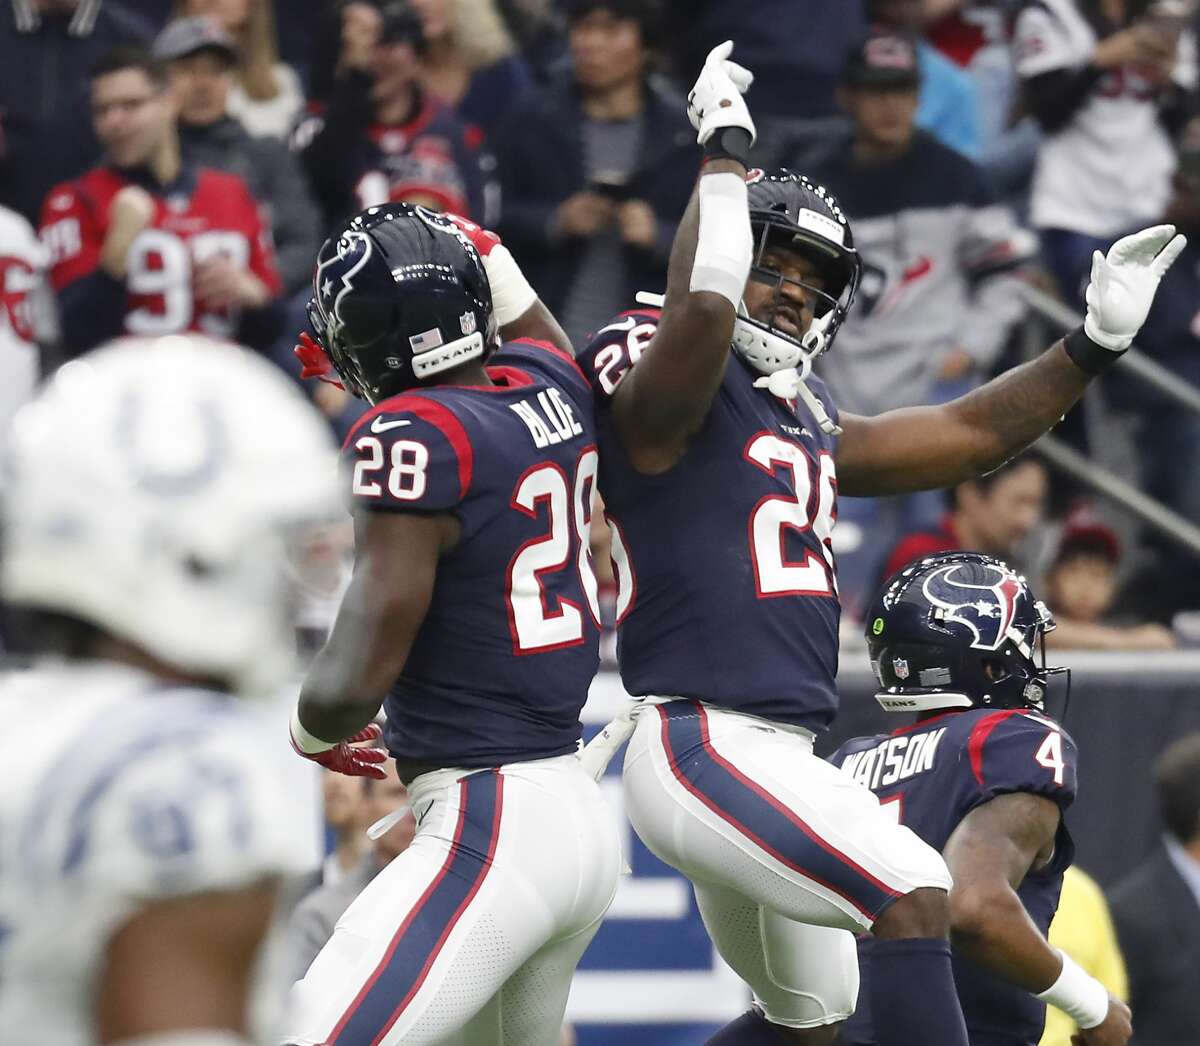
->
294, 0, 496, 228
881, 454, 1048, 578
409, 0, 534, 135
288, 761, 415, 982
175, 0, 304, 138
867, 0, 983, 158
1013, 0, 1197, 300
0, 0, 154, 223
1110, 733, 1200, 1045
1040, 514, 1177, 649
496, 0, 566, 79
495, 0, 693, 344
1039, 865, 1129, 1046
924, 1, 1045, 198
319, 769, 372, 887
664, 0, 868, 152
156, 14, 322, 292
1044, 515, 1123, 624
1104, 116, 1200, 618
809, 29, 1033, 417
38, 45, 282, 354
0, 204, 46, 451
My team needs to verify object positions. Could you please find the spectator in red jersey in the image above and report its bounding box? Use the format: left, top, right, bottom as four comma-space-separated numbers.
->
881, 454, 1048, 580
293, 0, 497, 229
38, 45, 282, 356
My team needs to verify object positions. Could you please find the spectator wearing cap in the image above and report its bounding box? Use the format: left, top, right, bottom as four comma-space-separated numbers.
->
0, 0, 155, 223
408, 0, 534, 137
174, 0, 304, 139
494, 0, 693, 345
156, 14, 322, 294
1013, 0, 1196, 300
293, 0, 496, 229
1110, 734, 1200, 1045
808, 29, 1033, 418
1039, 512, 1176, 650
866, 0, 982, 159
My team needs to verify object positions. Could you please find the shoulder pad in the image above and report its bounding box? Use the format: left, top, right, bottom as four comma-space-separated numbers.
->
576, 308, 661, 401
342, 392, 473, 512
968, 709, 1078, 808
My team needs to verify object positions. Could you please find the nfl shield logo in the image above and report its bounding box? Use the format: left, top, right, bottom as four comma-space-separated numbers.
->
893, 657, 910, 680
460, 311, 477, 336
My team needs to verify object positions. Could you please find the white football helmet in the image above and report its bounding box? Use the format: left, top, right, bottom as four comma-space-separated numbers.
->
2, 335, 340, 693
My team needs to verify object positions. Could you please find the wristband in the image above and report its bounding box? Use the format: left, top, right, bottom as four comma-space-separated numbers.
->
289, 706, 336, 754
1034, 949, 1109, 1029
1064, 325, 1124, 376
481, 242, 538, 328
690, 171, 752, 308
702, 127, 753, 168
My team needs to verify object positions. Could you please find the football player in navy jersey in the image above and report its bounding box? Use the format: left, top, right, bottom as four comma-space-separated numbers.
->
832, 553, 1131, 1046
576, 39, 1182, 1046
282, 202, 621, 1046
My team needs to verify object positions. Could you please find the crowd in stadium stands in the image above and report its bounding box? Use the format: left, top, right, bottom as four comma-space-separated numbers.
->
7, 0, 1200, 641
3, 0, 1200, 1028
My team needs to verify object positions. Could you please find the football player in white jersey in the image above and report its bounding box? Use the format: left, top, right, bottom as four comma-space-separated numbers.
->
0, 336, 339, 1046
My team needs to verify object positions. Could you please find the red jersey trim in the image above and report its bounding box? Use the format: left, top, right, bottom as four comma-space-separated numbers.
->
967, 709, 1023, 786
346, 393, 474, 500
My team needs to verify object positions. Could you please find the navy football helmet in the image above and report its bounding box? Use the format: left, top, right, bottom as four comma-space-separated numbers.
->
865, 552, 1065, 714
733, 169, 862, 378
306, 204, 497, 403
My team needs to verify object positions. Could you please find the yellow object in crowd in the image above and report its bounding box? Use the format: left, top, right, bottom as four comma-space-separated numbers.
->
1040, 866, 1129, 1046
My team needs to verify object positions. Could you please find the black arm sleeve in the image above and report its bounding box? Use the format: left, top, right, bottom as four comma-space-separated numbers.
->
56, 271, 128, 357
299, 70, 374, 223
1023, 66, 1104, 133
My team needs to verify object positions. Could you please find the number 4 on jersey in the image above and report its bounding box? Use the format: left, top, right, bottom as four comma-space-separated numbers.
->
1034, 729, 1066, 786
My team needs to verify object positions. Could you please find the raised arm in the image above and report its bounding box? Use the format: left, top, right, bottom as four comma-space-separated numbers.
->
446, 214, 573, 355
836, 225, 1186, 497
608, 43, 756, 474
290, 510, 456, 773
944, 794, 1131, 1045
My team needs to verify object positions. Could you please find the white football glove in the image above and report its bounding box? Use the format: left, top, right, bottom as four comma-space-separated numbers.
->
687, 40, 756, 148
1084, 224, 1187, 352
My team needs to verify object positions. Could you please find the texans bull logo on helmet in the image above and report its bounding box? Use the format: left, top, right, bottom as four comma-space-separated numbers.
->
312, 230, 374, 343
921, 562, 1023, 652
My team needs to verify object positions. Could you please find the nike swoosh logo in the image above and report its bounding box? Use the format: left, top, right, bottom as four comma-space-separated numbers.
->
371, 416, 412, 434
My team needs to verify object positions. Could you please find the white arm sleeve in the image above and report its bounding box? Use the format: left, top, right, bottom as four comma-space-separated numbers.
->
689, 171, 753, 309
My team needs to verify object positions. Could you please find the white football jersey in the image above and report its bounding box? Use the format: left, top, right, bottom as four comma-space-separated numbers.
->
1015, 0, 1197, 236
0, 205, 45, 455
0, 662, 317, 1045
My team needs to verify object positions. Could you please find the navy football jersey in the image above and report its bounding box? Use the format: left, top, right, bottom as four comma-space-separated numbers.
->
342, 339, 601, 767
578, 308, 841, 732
831, 709, 1079, 1046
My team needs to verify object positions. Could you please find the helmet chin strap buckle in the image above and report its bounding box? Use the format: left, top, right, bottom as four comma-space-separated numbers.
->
754, 355, 843, 436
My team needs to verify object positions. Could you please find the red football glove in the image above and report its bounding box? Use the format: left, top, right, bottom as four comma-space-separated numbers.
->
294, 331, 345, 388
446, 213, 502, 258
290, 721, 388, 779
